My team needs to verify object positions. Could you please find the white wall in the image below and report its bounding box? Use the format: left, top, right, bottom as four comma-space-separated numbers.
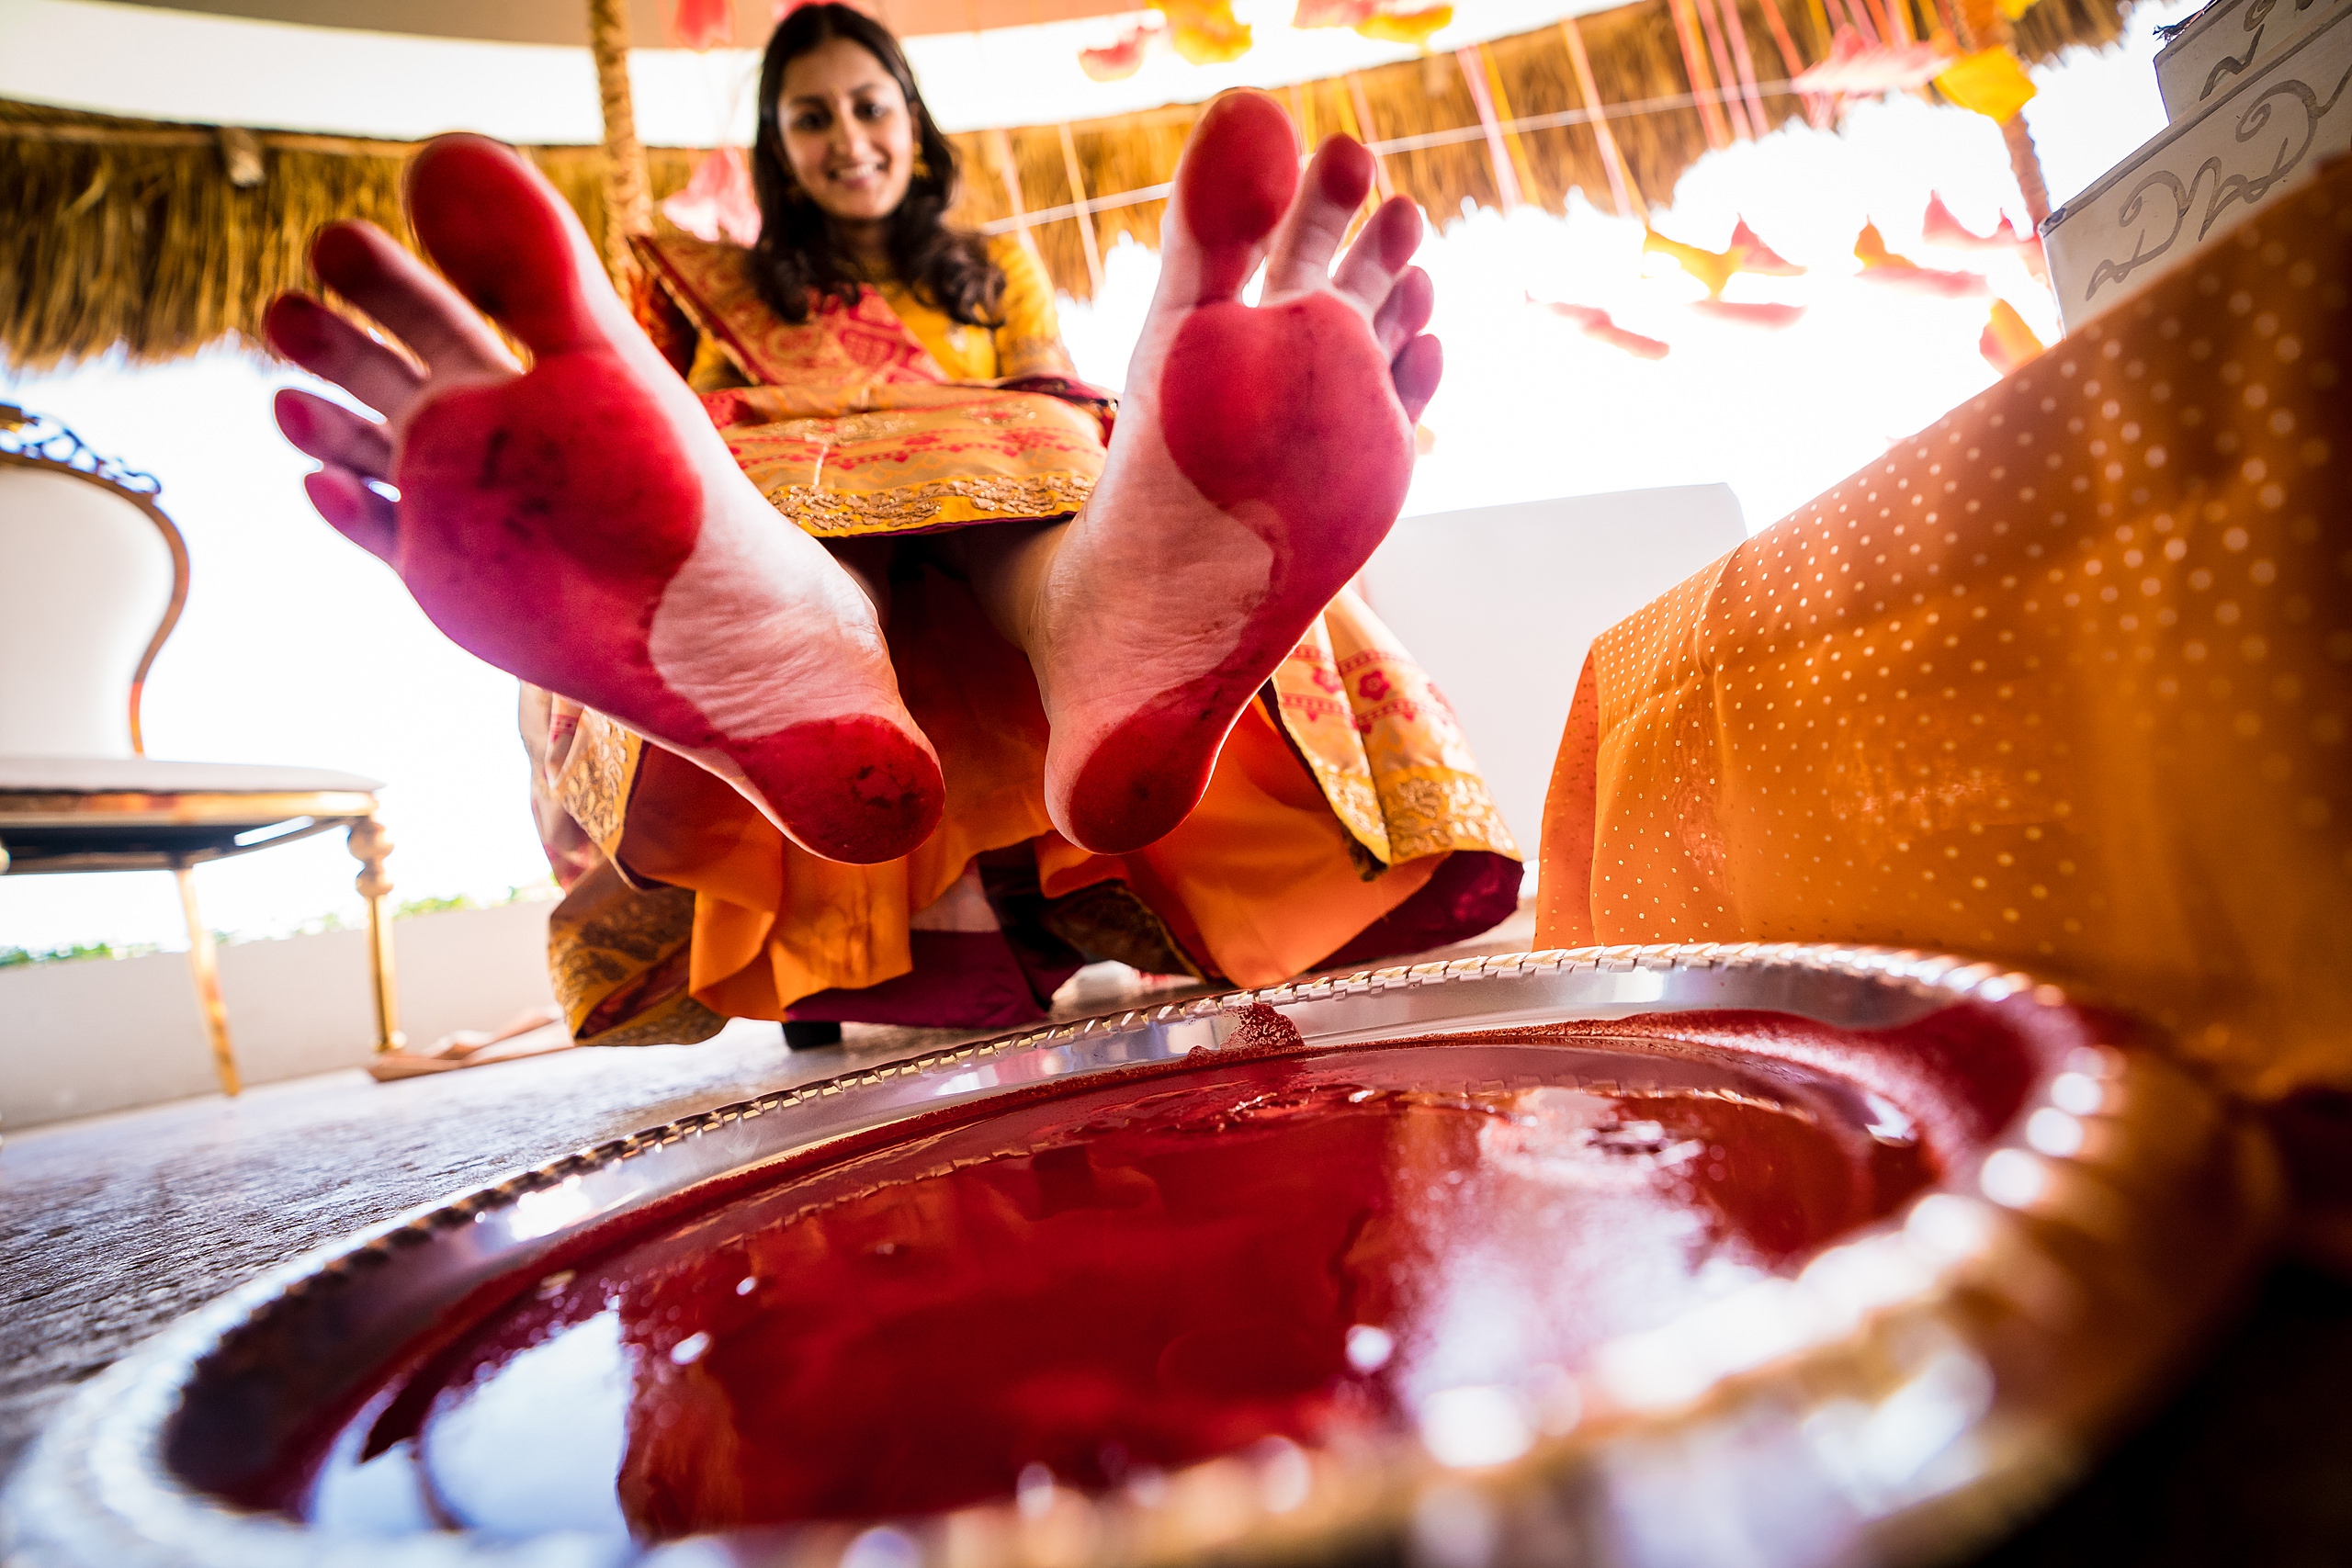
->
0, 899, 558, 1131
1362, 486, 1749, 866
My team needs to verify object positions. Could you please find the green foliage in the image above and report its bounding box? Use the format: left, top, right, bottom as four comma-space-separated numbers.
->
0, 940, 161, 968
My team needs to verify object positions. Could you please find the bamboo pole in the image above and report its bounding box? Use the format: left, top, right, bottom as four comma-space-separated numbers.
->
587, 0, 654, 286
1560, 19, 1639, 217
1055, 121, 1104, 295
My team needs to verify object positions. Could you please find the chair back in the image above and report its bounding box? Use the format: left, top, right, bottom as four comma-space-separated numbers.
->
0, 413, 187, 759
1359, 485, 1749, 863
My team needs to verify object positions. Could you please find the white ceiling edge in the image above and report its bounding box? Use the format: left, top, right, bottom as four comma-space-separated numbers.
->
0, 0, 1625, 143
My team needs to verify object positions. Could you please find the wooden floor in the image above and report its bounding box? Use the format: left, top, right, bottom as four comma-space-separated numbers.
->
3, 906, 2349, 1564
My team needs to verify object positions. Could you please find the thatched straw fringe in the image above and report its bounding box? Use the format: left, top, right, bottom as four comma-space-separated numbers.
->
1, 0, 2132, 370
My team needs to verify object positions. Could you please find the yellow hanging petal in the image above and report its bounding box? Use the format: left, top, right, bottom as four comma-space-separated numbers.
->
1996, 0, 2041, 19
1353, 4, 1453, 46
1150, 0, 1253, 62
1934, 45, 2038, 122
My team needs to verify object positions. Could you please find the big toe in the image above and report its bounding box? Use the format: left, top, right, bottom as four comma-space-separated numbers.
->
1170, 90, 1300, 300
406, 133, 611, 358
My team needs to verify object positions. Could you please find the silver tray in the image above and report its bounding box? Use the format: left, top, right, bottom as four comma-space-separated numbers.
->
1, 942, 2278, 1568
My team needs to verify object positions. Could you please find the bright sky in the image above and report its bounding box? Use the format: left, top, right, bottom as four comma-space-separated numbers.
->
0, 6, 2193, 954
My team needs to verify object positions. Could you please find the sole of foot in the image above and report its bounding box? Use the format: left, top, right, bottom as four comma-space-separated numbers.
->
268, 135, 943, 864
1035, 91, 1442, 855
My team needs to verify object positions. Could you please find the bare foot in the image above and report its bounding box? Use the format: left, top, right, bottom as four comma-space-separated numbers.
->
1029, 92, 1441, 853
267, 136, 943, 864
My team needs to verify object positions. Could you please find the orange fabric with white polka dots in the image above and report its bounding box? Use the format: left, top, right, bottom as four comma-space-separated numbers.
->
1537, 158, 2352, 1101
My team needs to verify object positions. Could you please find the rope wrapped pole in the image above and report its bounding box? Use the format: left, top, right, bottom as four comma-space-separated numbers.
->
588, 0, 655, 286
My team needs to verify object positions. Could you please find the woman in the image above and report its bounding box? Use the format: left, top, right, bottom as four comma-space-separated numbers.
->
270, 5, 1520, 1043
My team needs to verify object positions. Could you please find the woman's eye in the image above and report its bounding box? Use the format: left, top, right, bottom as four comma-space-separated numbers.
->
856, 101, 886, 119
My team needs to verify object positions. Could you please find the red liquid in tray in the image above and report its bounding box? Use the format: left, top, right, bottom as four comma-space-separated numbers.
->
303, 1033, 1938, 1542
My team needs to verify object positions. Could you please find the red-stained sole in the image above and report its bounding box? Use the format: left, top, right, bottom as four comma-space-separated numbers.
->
1064, 290, 1413, 853
378, 134, 944, 864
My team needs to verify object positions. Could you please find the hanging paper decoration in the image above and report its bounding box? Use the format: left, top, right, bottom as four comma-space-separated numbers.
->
1979, 298, 2045, 372
1079, 14, 1164, 79
1921, 191, 2033, 249
1644, 222, 1804, 298
1852, 220, 1989, 296
1295, 0, 1377, 26
1527, 295, 1673, 358
1728, 219, 1804, 276
1352, 4, 1453, 43
662, 146, 763, 247
1690, 299, 1806, 328
1934, 46, 2039, 122
1793, 26, 1954, 120
673, 0, 733, 49
1152, 0, 1252, 64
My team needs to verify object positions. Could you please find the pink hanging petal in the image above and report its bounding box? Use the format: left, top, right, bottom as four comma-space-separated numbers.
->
673, 0, 733, 50
1079, 16, 1162, 80
662, 146, 763, 248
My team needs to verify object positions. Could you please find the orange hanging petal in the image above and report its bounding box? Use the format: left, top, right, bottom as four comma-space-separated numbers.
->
1353, 4, 1453, 45
1154, 0, 1253, 63
1644, 229, 1740, 299
1979, 298, 2046, 373
1934, 45, 2038, 122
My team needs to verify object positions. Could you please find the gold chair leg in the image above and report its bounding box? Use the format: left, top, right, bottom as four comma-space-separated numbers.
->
174, 865, 241, 1097
349, 816, 406, 1053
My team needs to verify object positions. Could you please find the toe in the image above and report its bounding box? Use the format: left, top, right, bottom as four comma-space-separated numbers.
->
1392, 335, 1442, 424
302, 467, 399, 562
1262, 136, 1376, 299
405, 133, 616, 361
310, 222, 515, 381
266, 293, 426, 420
1332, 197, 1423, 315
277, 389, 394, 482
1371, 267, 1434, 357
1167, 91, 1300, 303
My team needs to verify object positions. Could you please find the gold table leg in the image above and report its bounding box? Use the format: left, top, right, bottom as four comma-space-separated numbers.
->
349, 816, 405, 1054
173, 864, 240, 1097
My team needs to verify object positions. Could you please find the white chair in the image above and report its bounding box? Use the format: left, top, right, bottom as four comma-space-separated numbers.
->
0, 403, 404, 1094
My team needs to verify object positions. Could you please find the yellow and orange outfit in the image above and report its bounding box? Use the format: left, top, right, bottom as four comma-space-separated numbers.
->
1537, 164, 2352, 1111
531, 232, 1519, 1043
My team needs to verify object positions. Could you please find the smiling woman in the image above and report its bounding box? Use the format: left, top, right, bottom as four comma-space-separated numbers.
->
260, 3, 1520, 1050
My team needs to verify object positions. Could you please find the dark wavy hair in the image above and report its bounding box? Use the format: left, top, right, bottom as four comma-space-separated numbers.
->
750, 4, 1004, 328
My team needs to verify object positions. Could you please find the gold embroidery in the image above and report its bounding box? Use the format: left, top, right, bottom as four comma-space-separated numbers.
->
764, 472, 1097, 535
1270, 592, 1523, 872
582, 989, 729, 1049
553, 709, 639, 859
547, 863, 729, 1047
1380, 766, 1521, 863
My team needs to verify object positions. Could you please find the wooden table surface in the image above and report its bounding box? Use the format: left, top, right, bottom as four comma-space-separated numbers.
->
5, 932, 2348, 1563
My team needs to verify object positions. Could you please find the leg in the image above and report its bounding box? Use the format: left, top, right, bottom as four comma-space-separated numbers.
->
348, 816, 407, 1053
266, 137, 944, 865
823, 536, 895, 625
1011, 94, 1442, 852
173, 864, 240, 1096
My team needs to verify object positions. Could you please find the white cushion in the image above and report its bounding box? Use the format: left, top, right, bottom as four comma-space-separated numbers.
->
0, 465, 178, 759
0, 756, 381, 796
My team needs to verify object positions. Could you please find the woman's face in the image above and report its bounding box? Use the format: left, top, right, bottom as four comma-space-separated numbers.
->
776, 37, 918, 227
